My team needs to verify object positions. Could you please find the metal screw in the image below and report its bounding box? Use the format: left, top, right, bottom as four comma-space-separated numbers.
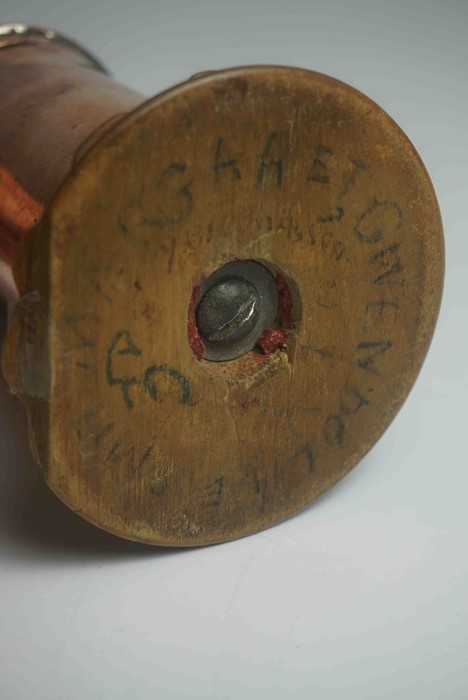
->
196, 277, 259, 343
195, 260, 279, 362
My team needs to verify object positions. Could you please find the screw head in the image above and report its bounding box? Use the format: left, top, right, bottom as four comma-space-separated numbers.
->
195, 260, 279, 361
196, 277, 259, 343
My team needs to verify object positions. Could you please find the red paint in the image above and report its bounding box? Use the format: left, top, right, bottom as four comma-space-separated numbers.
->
234, 389, 260, 413
0, 165, 44, 264
187, 284, 205, 360
257, 328, 286, 355
255, 272, 293, 355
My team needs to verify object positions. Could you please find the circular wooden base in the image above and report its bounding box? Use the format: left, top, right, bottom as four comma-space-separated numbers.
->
3, 66, 444, 545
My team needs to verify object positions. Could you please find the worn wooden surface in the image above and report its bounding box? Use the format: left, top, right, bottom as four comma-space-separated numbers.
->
3, 66, 444, 545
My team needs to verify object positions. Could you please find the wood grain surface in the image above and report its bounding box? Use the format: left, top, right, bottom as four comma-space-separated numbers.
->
2, 66, 444, 545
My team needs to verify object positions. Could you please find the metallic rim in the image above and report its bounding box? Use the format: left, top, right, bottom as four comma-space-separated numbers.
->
0, 23, 109, 75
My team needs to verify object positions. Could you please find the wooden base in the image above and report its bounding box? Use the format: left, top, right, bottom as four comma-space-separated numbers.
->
3, 66, 444, 545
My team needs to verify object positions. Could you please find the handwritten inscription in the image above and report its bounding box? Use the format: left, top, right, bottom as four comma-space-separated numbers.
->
251, 442, 315, 500
104, 439, 155, 477
316, 198, 406, 450
106, 330, 191, 410
91, 133, 411, 500
324, 384, 371, 448
354, 200, 403, 244
76, 412, 158, 481
356, 198, 405, 360
213, 137, 241, 182
369, 243, 404, 286
77, 419, 116, 455
308, 144, 333, 183
356, 340, 393, 375
63, 313, 95, 352
257, 131, 286, 186
207, 130, 366, 248
106, 331, 141, 409
144, 364, 190, 405
153, 162, 193, 227
199, 476, 225, 507
294, 444, 315, 474
316, 206, 345, 224
211, 133, 366, 195
61, 312, 101, 372
117, 161, 193, 238
363, 301, 399, 330
324, 415, 346, 447
116, 134, 370, 292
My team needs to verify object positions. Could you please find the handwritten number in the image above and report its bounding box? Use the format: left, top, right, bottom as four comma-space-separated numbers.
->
106, 331, 142, 410
106, 330, 191, 410
144, 364, 191, 405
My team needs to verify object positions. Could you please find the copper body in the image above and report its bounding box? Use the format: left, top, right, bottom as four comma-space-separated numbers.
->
0, 32, 142, 299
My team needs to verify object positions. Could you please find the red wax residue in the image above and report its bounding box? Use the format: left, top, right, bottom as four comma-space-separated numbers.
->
256, 272, 293, 355
0, 165, 44, 264
257, 328, 286, 355
235, 388, 260, 413
187, 284, 205, 360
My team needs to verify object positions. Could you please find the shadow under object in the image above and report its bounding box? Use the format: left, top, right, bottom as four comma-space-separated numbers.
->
0, 23, 444, 546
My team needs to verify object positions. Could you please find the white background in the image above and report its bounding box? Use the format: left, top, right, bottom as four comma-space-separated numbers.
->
0, 1, 467, 698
